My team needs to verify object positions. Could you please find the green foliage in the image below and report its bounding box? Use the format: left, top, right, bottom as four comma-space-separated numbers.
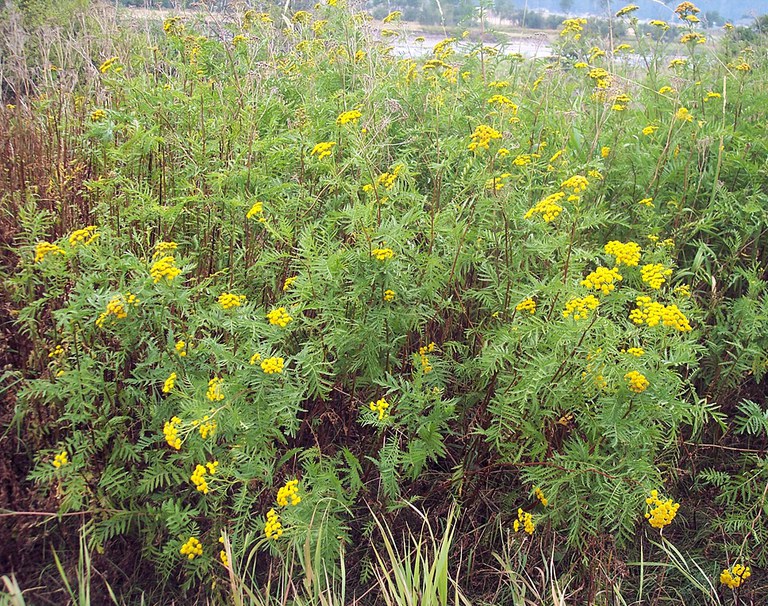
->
3, 1, 768, 603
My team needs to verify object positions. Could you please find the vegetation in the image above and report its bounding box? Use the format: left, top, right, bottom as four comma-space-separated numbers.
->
0, 0, 766, 604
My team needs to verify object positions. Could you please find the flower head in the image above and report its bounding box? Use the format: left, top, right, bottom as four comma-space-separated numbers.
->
267, 307, 292, 327
265, 509, 283, 539
720, 564, 751, 589
163, 416, 183, 449
468, 124, 502, 152
336, 110, 362, 126
372, 246, 395, 261
582, 266, 623, 295
206, 377, 225, 401
150, 256, 181, 283
180, 537, 203, 560
645, 489, 679, 529
516, 298, 536, 314
53, 451, 69, 468
69, 226, 98, 247
34, 242, 65, 263
524, 192, 565, 223
604, 241, 641, 267
261, 356, 284, 374
219, 293, 246, 309
310, 141, 336, 160
625, 370, 649, 393
563, 295, 600, 320
369, 397, 390, 420
513, 508, 535, 534
276, 479, 301, 506
162, 372, 177, 393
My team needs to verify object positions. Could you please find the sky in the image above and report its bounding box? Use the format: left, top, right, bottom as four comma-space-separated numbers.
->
516, 0, 767, 22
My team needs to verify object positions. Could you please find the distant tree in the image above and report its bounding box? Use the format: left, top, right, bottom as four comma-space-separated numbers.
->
704, 10, 724, 27
559, 0, 573, 15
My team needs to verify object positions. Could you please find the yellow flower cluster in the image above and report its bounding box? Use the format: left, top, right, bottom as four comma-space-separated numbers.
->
604, 241, 641, 266
383, 10, 402, 23
219, 293, 246, 309
513, 508, 535, 534
95, 293, 138, 328
91, 109, 106, 121
534, 487, 548, 506
265, 508, 283, 539
674, 1, 700, 19
283, 276, 297, 291
310, 141, 336, 159
163, 17, 184, 36
625, 370, 649, 393
261, 356, 284, 374
432, 37, 457, 59
680, 32, 705, 44
164, 416, 183, 449
243, 9, 271, 26
162, 372, 177, 393
267, 307, 292, 327
291, 10, 311, 23
582, 266, 623, 295
588, 67, 611, 89
487, 95, 518, 112
249, 352, 262, 365
625, 347, 644, 357
616, 4, 639, 17
376, 164, 403, 190
49, 344, 65, 358
419, 342, 436, 374
643, 125, 659, 136
206, 378, 225, 401
650, 19, 669, 29
153, 241, 178, 257
277, 479, 301, 506
485, 173, 511, 191
336, 109, 362, 125
645, 489, 680, 529
561, 175, 589, 193
98, 56, 120, 73
150, 256, 181, 283
638, 197, 654, 207
191, 461, 218, 494
34, 242, 65, 263
195, 414, 217, 439
641, 264, 672, 289
720, 564, 751, 589
563, 295, 600, 320
524, 192, 565, 222
560, 17, 587, 39
384, 289, 396, 301
675, 107, 693, 123
247, 201, 264, 220
629, 297, 692, 331
516, 298, 536, 314
69, 226, 98, 247
369, 397, 390, 420
513, 153, 538, 166
53, 451, 69, 468
180, 537, 203, 560
218, 536, 229, 567
175, 340, 188, 357
371, 247, 394, 261
468, 124, 502, 152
